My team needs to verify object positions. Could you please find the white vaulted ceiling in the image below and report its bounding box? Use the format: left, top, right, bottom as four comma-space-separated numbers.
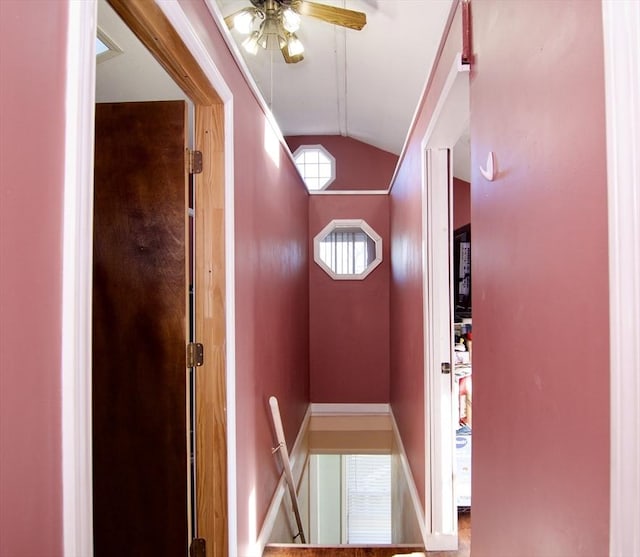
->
215, 0, 454, 155
97, 0, 470, 179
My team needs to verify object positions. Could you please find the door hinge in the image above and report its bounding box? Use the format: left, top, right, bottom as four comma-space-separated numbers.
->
190, 538, 206, 557
188, 150, 203, 175
187, 342, 204, 367
441, 362, 451, 374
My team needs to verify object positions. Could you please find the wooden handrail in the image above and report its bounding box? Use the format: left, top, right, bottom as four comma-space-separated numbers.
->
269, 396, 307, 544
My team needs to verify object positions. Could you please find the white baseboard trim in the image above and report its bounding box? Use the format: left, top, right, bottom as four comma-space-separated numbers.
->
255, 404, 312, 553
310, 403, 391, 415
389, 409, 429, 548
309, 190, 389, 196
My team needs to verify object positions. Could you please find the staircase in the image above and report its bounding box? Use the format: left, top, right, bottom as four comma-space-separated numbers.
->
263, 545, 425, 556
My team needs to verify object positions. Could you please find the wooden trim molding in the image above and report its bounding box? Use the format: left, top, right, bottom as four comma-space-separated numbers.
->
156, 3, 239, 552
194, 104, 228, 556
108, 0, 221, 105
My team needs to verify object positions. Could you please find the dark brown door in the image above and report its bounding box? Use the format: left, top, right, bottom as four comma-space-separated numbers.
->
93, 101, 189, 556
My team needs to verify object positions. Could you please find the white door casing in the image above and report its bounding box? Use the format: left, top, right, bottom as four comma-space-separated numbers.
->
423, 146, 457, 550
421, 54, 469, 551
603, 1, 640, 555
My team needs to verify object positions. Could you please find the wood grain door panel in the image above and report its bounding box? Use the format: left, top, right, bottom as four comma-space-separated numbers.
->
93, 100, 189, 556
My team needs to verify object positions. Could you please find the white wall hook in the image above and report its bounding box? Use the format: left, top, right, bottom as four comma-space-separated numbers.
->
480, 151, 496, 181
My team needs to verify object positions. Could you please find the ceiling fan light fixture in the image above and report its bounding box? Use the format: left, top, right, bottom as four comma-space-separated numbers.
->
257, 17, 285, 50
281, 8, 301, 33
242, 31, 261, 55
286, 33, 304, 57
233, 9, 256, 34
228, 0, 366, 64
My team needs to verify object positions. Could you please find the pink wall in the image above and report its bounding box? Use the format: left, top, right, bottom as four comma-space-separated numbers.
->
453, 177, 471, 230
0, 2, 67, 555
178, 2, 310, 552
389, 3, 463, 509
0, 1, 611, 555
286, 135, 398, 191
470, 1, 609, 554
309, 195, 390, 403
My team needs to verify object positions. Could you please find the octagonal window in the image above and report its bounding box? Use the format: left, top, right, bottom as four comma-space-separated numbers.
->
314, 219, 382, 280
293, 145, 335, 191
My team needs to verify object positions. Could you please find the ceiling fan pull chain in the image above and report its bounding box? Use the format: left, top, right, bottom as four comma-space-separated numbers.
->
269, 48, 274, 110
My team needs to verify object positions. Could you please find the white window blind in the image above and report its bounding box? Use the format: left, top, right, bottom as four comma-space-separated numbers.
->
344, 455, 392, 544
319, 228, 376, 275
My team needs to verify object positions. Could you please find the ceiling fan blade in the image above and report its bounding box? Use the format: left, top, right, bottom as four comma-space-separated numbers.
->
281, 42, 304, 64
292, 1, 366, 30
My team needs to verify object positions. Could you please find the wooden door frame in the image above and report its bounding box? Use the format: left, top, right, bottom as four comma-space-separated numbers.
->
62, 1, 236, 555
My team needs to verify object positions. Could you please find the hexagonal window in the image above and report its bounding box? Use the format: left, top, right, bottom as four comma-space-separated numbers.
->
314, 219, 382, 280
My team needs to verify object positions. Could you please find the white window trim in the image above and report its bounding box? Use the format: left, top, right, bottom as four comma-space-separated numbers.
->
293, 144, 336, 191
96, 28, 123, 64
313, 219, 383, 280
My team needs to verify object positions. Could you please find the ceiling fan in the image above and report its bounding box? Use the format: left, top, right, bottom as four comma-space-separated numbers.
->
225, 0, 367, 64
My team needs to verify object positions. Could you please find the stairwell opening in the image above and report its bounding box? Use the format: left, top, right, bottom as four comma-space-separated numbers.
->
265, 411, 425, 553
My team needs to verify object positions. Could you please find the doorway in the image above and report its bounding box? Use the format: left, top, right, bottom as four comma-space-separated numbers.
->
451, 132, 472, 556
93, 3, 197, 550
421, 54, 470, 552
64, 0, 232, 554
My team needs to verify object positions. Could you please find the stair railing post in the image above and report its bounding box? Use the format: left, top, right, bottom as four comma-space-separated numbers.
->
269, 396, 307, 544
